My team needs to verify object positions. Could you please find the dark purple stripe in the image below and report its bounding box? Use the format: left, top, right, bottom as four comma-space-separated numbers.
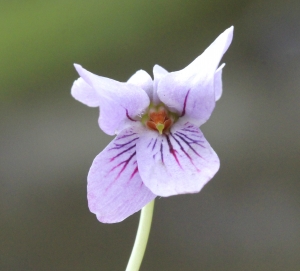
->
130, 166, 139, 180
110, 137, 139, 150
181, 89, 191, 117
111, 151, 136, 181
116, 132, 137, 140
152, 138, 157, 151
170, 133, 200, 171
173, 133, 202, 158
126, 109, 136, 122
109, 144, 136, 161
160, 140, 164, 164
176, 131, 205, 145
181, 128, 199, 134
147, 138, 153, 148
166, 135, 182, 168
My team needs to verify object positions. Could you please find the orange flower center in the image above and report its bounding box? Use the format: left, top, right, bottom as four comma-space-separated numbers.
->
146, 109, 172, 134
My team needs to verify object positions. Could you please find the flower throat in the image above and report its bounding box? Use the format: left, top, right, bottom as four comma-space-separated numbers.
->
142, 105, 178, 135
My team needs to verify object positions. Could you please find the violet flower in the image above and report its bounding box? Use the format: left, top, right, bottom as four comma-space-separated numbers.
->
71, 26, 233, 223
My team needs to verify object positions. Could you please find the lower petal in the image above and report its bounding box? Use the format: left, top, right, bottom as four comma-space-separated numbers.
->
88, 127, 156, 223
136, 121, 220, 197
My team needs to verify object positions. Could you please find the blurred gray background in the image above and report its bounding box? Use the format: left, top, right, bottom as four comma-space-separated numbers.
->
1, 0, 300, 270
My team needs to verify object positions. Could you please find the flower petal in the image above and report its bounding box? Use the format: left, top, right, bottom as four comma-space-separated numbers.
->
214, 63, 225, 101
88, 126, 156, 223
127, 70, 153, 100
71, 77, 100, 107
136, 121, 220, 196
157, 27, 233, 126
153, 64, 168, 105
74, 64, 150, 135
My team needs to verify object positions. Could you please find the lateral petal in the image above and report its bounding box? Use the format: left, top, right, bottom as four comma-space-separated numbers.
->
88, 126, 156, 223
136, 121, 220, 197
74, 64, 150, 135
157, 27, 233, 126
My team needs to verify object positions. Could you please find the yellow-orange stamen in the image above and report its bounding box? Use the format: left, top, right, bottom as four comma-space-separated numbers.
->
146, 109, 172, 134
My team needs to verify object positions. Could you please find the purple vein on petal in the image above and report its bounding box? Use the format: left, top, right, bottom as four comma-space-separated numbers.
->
147, 138, 153, 148
175, 131, 205, 146
181, 127, 199, 134
181, 129, 199, 133
125, 109, 136, 122
160, 139, 164, 164
173, 133, 203, 158
166, 135, 182, 168
170, 133, 200, 172
176, 130, 203, 140
106, 151, 137, 191
109, 144, 136, 161
181, 89, 191, 117
115, 132, 137, 140
130, 165, 139, 180
181, 124, 199, 134
109, 137, 139, 150
152, 138, 157, 151
185, 124, 194, 129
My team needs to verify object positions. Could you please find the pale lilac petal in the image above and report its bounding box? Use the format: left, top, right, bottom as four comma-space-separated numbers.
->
71, 77, 100, 107
153, 64, 168, 105
74, 64, 150, 135
214, 63, 225, 101
157, 27, 233, 126
88, 126, 156, 223
127, 70, 153, 100
136, 121, 220, 197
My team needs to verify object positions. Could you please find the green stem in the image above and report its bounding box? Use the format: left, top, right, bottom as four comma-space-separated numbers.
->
125, 200, 155, 271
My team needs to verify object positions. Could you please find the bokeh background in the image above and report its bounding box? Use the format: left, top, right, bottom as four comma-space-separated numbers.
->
1, 1, 300, 270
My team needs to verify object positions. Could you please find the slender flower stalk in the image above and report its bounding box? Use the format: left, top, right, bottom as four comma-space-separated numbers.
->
125, 200, 155, 271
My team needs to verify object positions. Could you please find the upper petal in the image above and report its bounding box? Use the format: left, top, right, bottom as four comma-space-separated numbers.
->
127, 70, 153, 100
74, 64, 150, 135
71, 77, 101, 107
88, 126, 156, 223
136, 121, 220, 197
214, 63, 225, 101
153, 64, 168, 105
157, 27, 233, 126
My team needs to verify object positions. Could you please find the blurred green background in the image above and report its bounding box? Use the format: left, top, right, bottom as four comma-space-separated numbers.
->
1, 0, 300, 270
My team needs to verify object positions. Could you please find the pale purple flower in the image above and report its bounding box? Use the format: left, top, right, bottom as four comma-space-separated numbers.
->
71, 27, 233, 223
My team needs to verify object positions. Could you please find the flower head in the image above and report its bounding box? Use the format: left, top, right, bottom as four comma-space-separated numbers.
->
71, 27, 233, 223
